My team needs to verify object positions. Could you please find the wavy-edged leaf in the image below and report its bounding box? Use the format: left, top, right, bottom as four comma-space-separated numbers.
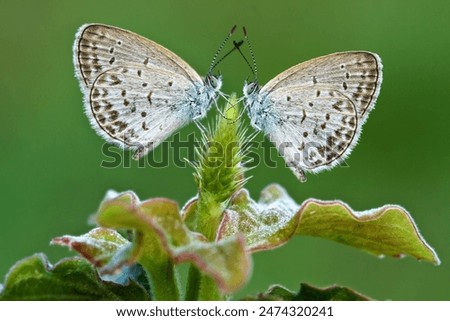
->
0, 254, 149, 300
218, 184, 439, 264
296, 199, 440, 264
217, 187, 298, 251
242, 283, 370, 301
242, 284, 296, 301
173, 234, 250, 293
57, 191, 251, 295
295, 283, 371, 301
52, 227, 130, 270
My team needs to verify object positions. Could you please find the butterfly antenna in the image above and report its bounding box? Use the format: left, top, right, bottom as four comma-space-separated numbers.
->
208, 25, 237, 74
233, 39, 254, 79
210, 40, 244, 71
242, 26, 258, 82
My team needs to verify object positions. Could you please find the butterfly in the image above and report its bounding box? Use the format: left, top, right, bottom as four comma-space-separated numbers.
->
73, 24, 238, 159
240, 33, 383, 182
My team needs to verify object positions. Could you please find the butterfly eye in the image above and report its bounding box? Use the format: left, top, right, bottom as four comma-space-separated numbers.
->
206, 74, 222, 90
244, 81, 259, 95
206, 75, 214, 86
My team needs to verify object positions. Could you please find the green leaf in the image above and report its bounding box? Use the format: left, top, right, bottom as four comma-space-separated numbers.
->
218, 186, 299, 252
296, 199, 440, 264
295, 283, 370, 301
173, 234, 250, 294
0, 254, 149, 300
180, 196, 198, 231
84, 190, 251, 295
242, 285, 297, 301
52, 227, 131, 271
218, 184, 440, 264
242, 283, 370, 301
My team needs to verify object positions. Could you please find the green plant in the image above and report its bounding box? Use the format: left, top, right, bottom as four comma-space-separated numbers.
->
0, 96, 439, 301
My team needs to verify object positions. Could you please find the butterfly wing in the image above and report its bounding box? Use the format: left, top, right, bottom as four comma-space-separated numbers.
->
249, 52, 382, 181
88, 64, 200, 158
262, 51, 382, 124
259, 87, 358, 180
74, 24, 203, 87
73, 24, 210, 158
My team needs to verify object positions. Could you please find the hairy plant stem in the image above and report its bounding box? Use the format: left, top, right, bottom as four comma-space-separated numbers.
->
186, 95, 246, 300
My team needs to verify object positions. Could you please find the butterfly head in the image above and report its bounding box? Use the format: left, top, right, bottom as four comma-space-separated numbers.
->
243, 79, 259, 97
243, 80, 265, 130
189, 73, 223, 120
205, 73, 223, 91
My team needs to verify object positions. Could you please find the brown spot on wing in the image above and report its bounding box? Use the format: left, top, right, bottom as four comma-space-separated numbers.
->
301, 110, 307, 124
147, 91, 153, 105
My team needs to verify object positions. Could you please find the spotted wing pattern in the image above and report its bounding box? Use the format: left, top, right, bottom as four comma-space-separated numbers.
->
249, 52, 382, 181
74, 24, 202, 87
89, 64, 198, 157
73, 24, 207, 158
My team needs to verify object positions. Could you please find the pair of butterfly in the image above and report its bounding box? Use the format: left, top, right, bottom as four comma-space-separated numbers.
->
74, 24, 382, 182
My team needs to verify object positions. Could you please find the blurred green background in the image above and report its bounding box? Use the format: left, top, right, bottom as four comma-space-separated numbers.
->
1, 0, 449, 300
